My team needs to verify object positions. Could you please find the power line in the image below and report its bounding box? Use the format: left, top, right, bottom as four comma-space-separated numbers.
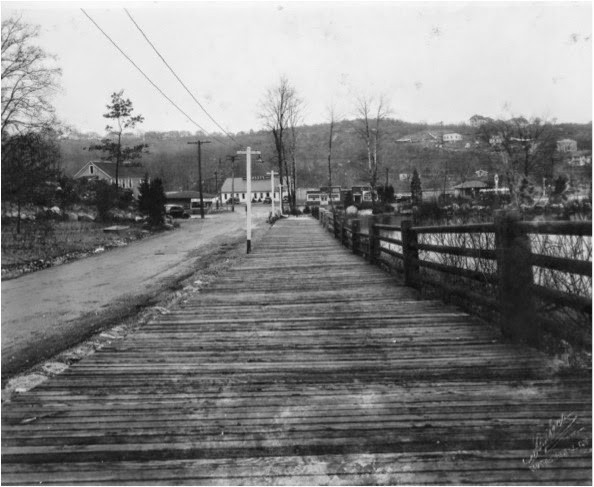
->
80, 9, 227, 145
124, 8, 238, 143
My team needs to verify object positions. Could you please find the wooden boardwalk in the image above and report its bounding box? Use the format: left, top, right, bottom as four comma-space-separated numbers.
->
2, 218, 591, 485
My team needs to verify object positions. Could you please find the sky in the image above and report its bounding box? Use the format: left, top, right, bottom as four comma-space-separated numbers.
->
2, 1, 592, 135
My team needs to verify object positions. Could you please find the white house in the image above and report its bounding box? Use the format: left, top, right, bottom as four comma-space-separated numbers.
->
443, 133, 463, 142
73, 161, 147, 197
557, 139, 578, 153
220, 176, 283, 202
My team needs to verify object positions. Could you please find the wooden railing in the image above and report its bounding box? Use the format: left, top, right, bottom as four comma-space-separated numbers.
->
312, 206, 592, 346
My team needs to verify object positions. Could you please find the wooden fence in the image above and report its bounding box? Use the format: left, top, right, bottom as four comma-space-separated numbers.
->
311, 206, 592, 347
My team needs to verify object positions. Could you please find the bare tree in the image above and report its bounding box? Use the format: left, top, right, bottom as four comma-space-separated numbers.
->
260, 76, 303, 211
1, 17, 61, 135
475, 116, 557, 206
326, 104, 339, 209
354, 94, 390, 191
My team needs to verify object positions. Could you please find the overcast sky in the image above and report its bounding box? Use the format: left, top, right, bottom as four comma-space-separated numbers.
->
3, 1, 592, 135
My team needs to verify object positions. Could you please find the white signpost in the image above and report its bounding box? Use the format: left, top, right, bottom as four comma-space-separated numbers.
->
237, 147, 261, 254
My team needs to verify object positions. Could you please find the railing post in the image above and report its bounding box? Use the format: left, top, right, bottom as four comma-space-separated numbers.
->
401, 220, 419, 287
351, 219, 360, 255
369, 223, 379, 264
341, 217, 347, 247
494, 210, 536, 343
333, 213, 339, 239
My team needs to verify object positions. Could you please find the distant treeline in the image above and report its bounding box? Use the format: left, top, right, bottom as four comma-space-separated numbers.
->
60, 119, 592, 193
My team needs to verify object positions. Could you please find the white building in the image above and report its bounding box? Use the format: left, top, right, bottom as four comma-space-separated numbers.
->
220, 176, 283, 202
557, 139, 578, 153
443, 133, 463, 142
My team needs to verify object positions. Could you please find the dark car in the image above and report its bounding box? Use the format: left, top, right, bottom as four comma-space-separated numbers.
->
263, 197, 272, 204
165, 204, 190, 219
226, 197, 240, 204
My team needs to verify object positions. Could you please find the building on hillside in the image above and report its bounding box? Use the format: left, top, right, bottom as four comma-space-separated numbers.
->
73, 161, 147, 197
489, 135, 503, 146
443, 133, 463, 142
567, 153, 592, 166
220, 176, 283, 203
557, 139, 578, 153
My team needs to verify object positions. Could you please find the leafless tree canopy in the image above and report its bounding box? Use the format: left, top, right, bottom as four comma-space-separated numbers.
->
260, 76, 303, 210
1, 17, 61, 135
354, 94, 390, 189
475, 116, 557, 205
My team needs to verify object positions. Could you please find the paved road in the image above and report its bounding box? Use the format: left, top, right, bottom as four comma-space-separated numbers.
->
1, 206, 271, 379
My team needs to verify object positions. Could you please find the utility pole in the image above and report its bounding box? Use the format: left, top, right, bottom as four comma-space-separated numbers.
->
226, 155, 238, 212
188, 140, 210, 219
214, 169, 219, 208
237, 147, 261, 254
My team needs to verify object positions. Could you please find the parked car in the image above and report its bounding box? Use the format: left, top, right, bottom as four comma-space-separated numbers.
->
263, 197, 272, 204
226, 197, 240, 204
165, 204, 190, 219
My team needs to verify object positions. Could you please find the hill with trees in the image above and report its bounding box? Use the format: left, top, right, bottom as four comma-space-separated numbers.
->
59, 118, 592, 197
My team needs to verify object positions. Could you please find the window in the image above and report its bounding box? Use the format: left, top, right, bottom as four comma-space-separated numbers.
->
89, 165, 94, 174
267, 192, 270, 197
242, 193, 245, 199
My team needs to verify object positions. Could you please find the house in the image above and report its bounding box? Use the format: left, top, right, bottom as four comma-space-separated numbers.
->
443, 133, 463, 142
567, 153, 592, 166
453, 180, 489, 197
220, 176, 283, 203
303, 186, 342, 207
73, 161, 147, 197
319, 186, 342, 203
489, 135, 503, 146
557, 139, 578, 153
351, 184, 376, 204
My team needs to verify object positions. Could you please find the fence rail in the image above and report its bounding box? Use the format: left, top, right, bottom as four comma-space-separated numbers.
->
312, 206, 592, 347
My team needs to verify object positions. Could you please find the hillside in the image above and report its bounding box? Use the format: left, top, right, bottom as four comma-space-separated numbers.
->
60, 119, 592, 193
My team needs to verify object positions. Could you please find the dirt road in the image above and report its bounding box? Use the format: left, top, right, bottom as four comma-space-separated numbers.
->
1, 206, 271, 380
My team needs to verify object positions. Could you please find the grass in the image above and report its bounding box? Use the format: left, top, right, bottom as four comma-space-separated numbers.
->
1, 220, 148, 279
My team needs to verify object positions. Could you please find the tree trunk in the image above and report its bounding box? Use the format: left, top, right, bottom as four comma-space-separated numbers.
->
115, 132, 122, 190
16, 199, 21, 234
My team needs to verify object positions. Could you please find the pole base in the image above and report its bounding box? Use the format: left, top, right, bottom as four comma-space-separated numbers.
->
247, 239, 251, 254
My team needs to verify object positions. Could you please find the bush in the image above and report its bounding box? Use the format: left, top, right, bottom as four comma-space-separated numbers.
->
415, 200, 445, 223
303, 206, 311, 214
94, 181, 118, 222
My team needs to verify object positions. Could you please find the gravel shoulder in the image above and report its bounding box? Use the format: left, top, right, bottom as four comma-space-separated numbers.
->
1, 206, 271, 383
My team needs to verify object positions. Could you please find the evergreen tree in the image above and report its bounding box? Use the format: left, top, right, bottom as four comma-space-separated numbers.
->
137, 174, 151, 215
137, 176, 166, 227
148, 178, 166, 227
88, 91, 148, 190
